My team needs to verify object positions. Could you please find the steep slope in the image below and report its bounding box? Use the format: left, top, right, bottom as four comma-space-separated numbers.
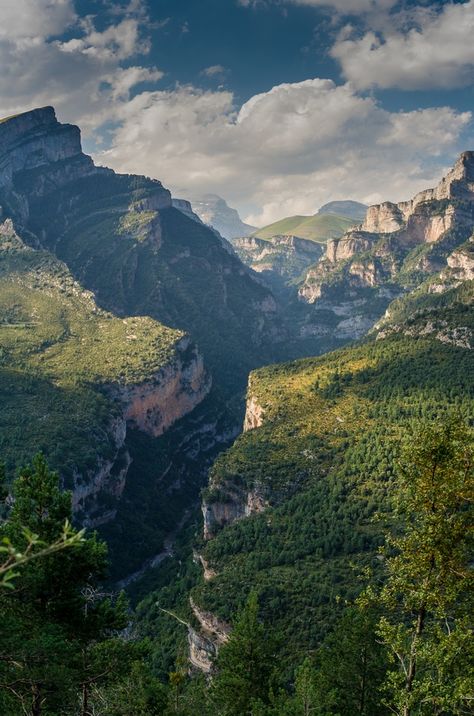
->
0, 107, 281, 394
188, 274, 473, 670
0, 219, 210, 526
253, 212, 354, 242
298, 152, 474, 340
187, 194, 256, 239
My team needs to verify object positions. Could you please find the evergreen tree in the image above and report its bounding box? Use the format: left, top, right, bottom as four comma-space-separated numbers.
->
311, 607, 389, 716
0, 454, 133, 715
212, 591, 277, 716
374, 420, 474, 716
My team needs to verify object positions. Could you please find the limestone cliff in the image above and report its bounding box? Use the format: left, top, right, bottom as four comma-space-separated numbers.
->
297, 152, 474, 341
233, 234, 323, 293
362, 152, 474, 233
188, 598, 231, 673
117, 338, 211, 437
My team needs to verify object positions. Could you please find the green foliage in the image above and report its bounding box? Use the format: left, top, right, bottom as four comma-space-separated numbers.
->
193, 334, 473, 670
212, 591, 278, 716
0, 455, 136, 715
0, 227, 182, 481
372, 420, 474, 716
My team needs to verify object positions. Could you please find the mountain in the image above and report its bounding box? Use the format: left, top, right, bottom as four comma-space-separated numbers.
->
0, 106, 286, 575
0, 107, 282, 394
253, 212, 355, 242
298, 151, 474, 340
186, 194, 256, 239
177, 241, 474, 674
134, 154, 473, 677
317, 200, 368, 221
0, 219, 209, 527
234, 212, 357, 300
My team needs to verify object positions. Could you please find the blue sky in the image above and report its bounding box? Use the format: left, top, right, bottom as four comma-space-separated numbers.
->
0, 0, 473, 223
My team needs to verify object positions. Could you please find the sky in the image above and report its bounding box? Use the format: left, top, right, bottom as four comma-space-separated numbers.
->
0, 0, 473, 225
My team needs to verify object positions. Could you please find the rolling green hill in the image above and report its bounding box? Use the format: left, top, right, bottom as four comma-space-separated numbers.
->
253, 212, 356, 242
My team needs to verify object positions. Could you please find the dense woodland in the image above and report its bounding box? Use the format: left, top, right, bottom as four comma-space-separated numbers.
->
0, 416, 472, 715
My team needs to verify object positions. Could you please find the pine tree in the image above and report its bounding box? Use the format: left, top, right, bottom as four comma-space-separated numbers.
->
375, 420, 474, 716
212, 591, 277, 716
0, 454, 133, 715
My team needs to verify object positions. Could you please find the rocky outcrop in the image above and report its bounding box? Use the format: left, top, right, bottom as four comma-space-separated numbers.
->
362, 152, 474, 234
326, 232, 374, 263
297, 152, 474, 344
202, 484, 268, 540
446, 240, 474, 281
188, 597, 231, 672
172, 198, 203, 224
188, 193, 255, 239
233, 234, 323, 290
243, 394, 265, 431
117, 338, 211, 438
188, 627, 217, 673
193, 550, 217, 581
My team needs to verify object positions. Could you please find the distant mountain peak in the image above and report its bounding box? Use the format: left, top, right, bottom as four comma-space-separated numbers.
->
186, 194, 256, 239
317, 200, 367, 222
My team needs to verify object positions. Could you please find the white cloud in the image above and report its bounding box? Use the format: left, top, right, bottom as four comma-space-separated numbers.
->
332, 1, 474, 89
287, 0, 397, 12
0, 0, 76, 40
0, 4, 163, 135
238, 0, 397, 15
100, 79, 471, 226
201, 65, 228, 79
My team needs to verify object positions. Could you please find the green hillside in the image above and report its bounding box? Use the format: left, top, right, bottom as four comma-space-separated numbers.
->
187, 282, 473, 668
0, 222, 182, 480
253, 212, 355, 242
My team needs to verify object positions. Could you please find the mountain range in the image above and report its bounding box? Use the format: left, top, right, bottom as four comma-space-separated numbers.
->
0, 106, 472, 713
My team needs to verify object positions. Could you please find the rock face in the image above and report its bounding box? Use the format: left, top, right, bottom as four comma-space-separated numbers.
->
0, 107, 96, 196
188, 599, 230, 673
201, 389, 269, 540
187, 193, 256, 239
243, 393, 265, 431
171, 198, 203, 224
118, 338, 211, 437
71, 417, 130, 527
233, 234, 324, 293
297, 152, 474, 340
362, 152, 474, 234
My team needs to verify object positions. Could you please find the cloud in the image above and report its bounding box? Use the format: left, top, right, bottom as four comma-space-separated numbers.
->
100, 79, 471, 225
238, 0, 398, 15
0, 2, 163, 135
332, 1, 474, 89
0, 0, 76, 40
200, 65, 229, 79
287, 0, 397, 12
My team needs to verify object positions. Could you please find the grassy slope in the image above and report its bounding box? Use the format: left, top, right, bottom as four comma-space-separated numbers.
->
253, 213, 355, 242
190, 307, 473, 665
0, 225, 182, 478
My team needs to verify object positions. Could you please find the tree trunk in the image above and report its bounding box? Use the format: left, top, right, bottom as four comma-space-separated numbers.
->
31, 684, 42, 716
81, 682, 90, 716
358, 645, 367, 715
403, 605, 426, 716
